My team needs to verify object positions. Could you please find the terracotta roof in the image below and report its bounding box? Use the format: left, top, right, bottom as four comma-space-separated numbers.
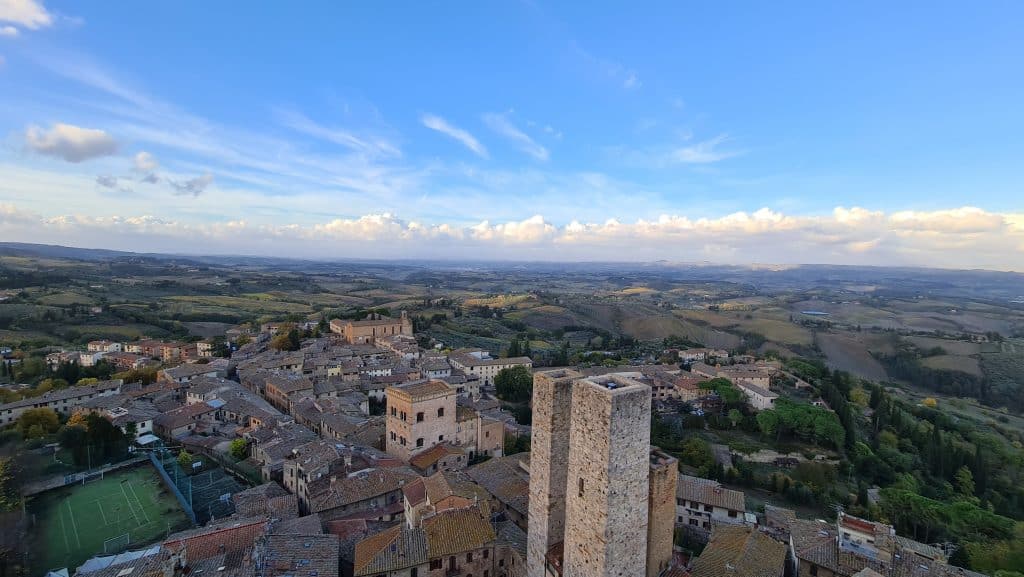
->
677, 474, 745, 512
465, 453, 530, 516
164, 517, 268, 561
260, 534, 339, 577
386, 379, 453, 401
269, 514, 323, 536
308, 467, 420, 513
689, 525, 786, 577
422, 504, 495, 558
409, 443, 465, 471
353, 524, 428, 576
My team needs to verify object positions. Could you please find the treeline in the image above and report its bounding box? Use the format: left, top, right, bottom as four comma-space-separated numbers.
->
877, 349, 991, 404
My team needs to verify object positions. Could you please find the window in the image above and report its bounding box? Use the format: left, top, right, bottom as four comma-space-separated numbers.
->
483, 550, 489, 559
439, 435, 444, 442
810, 566, 818, 576
437, 407, 444, 417
704, 504, 714, 512
578, 478, 585, 497
485, 431, 489, 438
390, 407, 397, 416
411, 569, 418, 577
416, 437, 424, 447
484, 571, 489, 577
417, 412, 424, 422
689, 519, 698, 526
430, 560, 442, 570
728, 510, 737, 518
390, 432, 396, 441
400, 437, 406, 446
499, 559, 505, 567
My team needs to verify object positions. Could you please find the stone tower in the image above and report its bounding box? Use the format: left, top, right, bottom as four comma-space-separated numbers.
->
527, 369, 581, 577
647, 447, 679, 577
563, 374, 651, 577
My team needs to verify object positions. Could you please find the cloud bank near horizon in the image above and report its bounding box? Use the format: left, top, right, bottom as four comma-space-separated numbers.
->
1, 203, 1021, 271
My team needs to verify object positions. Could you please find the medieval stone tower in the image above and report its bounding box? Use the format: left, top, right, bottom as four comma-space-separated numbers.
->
527, 369, 581, 577
528, 370, 657, 577
647, 448, 679, 577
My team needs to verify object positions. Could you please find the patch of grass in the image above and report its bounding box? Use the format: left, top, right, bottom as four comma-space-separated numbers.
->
29, 465, 191, 575
922, 354, 982, 377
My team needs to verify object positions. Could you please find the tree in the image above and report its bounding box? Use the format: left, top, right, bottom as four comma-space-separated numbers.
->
270, 327, 301, 352
954, 465, 976, 498
507, 338, 521, 358
728, 409, 743, 429
494, 366, 533, 403
229, 438, 248, 460
17, 408, 59, 437
178, 450, 194, 469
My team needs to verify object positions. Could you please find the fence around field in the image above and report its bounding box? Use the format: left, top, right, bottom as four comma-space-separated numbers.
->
148, 450, 198, 525
20, 456, 149, 496
149, 448, 243, 525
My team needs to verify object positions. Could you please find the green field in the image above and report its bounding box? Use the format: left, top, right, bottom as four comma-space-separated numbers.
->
30, 465, 191, 575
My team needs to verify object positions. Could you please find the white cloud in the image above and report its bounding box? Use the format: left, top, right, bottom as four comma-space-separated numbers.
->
24, 123, 118, 162
421, 114, 488, 158
672, 134, 737, 164
1, 202, 1021, 270
0, 24, 18, 36
0, 0, 52, 29
133, 151, 158, 171
483, 112, 549, 161
276, 109, 401, 158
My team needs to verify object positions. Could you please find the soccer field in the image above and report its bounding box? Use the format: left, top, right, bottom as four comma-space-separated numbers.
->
30, 465, 192, 574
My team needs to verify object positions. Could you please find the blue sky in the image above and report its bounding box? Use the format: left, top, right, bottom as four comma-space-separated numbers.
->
1, 1, 1022, 268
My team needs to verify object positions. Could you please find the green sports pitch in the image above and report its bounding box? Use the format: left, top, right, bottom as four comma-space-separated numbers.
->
29, 465, 192, 574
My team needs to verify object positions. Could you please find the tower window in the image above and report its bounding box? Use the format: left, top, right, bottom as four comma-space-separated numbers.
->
578, 477, 585, 497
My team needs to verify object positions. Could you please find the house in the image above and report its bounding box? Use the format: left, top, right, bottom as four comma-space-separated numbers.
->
256, 534, 340, 577
408, 443, 467, 476
448, 349, 532, 387
308, 466, 420, 524
385, 379, 456, 462
87, 340, 122, 353
352, 503, 512, 577
160, 363, 219, 384
153, 400, 220, 439
401, 471, 490, 528
676, 474, 747, 533
735, 380, 779, 410
263, 373, 314, 413
465, 452, 531, 531
281, 439, 349, 513
330, 312, 413, 345
0, 380, 121, 425
689, 525, 786, 577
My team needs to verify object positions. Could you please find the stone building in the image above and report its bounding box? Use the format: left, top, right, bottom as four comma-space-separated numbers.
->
330, 311, 413, 345
563, 374, 651, 577
385, 379, 457, 462
448, 349, 533, 386
527, 369, 580, 577
528, 370, 664, 577
647, 448, 679, 577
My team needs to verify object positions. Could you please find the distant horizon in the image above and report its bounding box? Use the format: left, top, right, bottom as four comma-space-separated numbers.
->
4, 240, 1024, 276
1, 2, 1022, 270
